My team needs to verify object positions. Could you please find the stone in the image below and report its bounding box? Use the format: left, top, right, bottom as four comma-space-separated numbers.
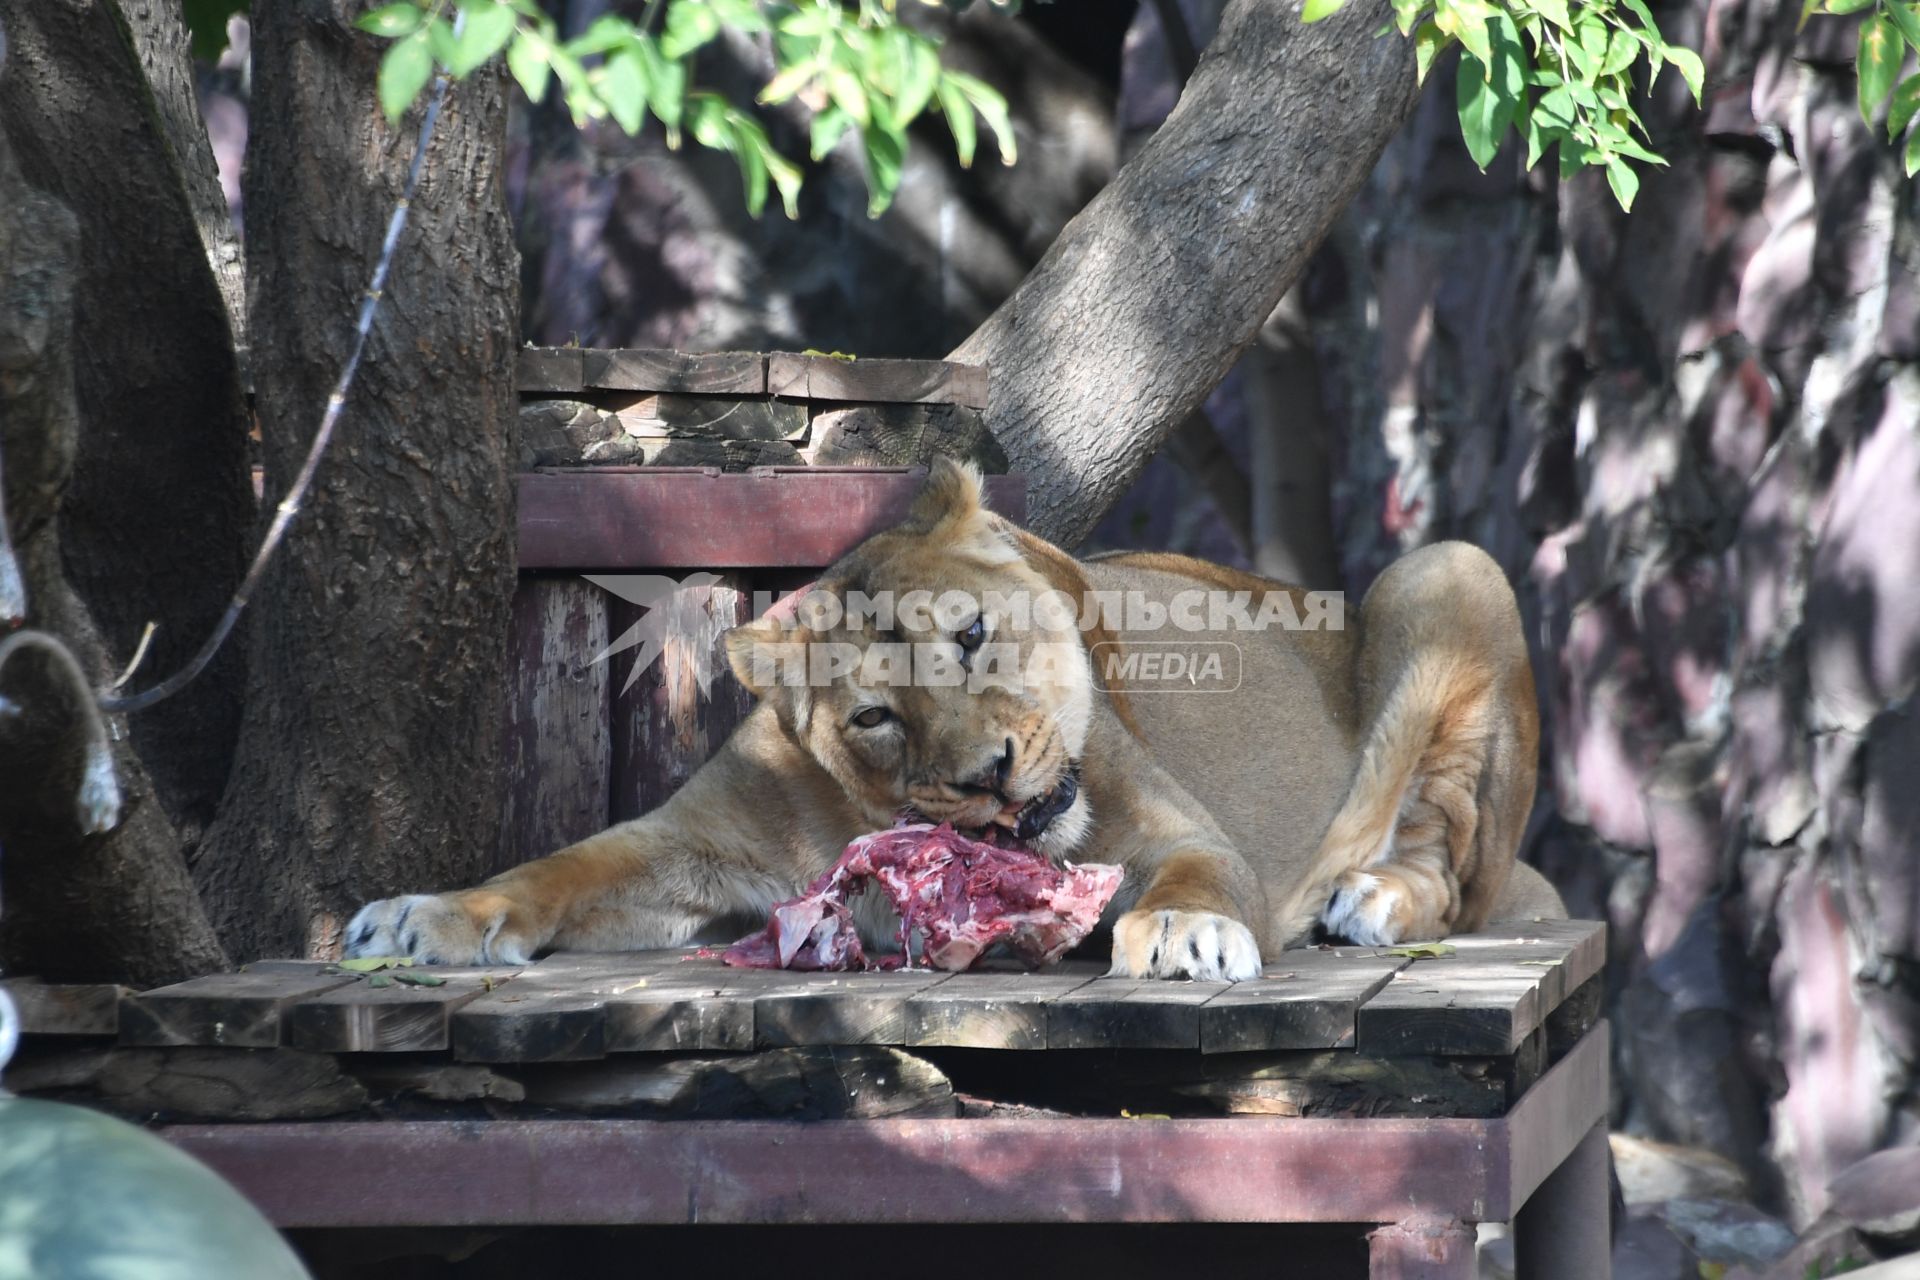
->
1611, 1134, 1750, 1206
1663, 1197, 1797, 1268
1828, 1147, 1920, 1244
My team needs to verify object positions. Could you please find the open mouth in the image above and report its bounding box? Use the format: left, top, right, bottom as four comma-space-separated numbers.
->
904, 762, 1081, 849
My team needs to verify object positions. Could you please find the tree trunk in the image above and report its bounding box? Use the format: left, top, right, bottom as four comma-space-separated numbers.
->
951, 0, 1417, 546
189, 0, 519, 962
0, 0, 254, 852
0, 121, 230, 987
1315, 4, 1920, 1222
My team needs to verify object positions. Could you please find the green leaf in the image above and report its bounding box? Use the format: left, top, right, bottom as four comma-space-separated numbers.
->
688, 93, 731, 149
759, 60, 819, 106
1825, 0, 1877, 13
1908, 117, 1920, 175
601, 47, 650, 133
507, 30, 551, 102
1605, 155, 1641, 209
1798, 0, 1823, 29
368, 973, 396, 988
1664, 45, 1706, 105
895, 38, 942, 125
391, 970, 447, 986
1385, 942, 1457, 958
1885, 2, 1920, 52
661, 0, 722, 58
1889, 72, 1920, 140
338, 955, 416, 972
1302, 0, 1349, 23
735, 125, 772, 217
936, 79, 977, 167
948, 70, 1016, 163
1452, 11, 1523, 169
426, 14, 458, 66
778, 4, 839, 38
1414, 20, 1449, 85
767, 149, 803, 219
827, 67, 871, 125
378, 32, 434, 122
861, 121, 906, 215
1392, 0, 1426, 36
549, 47, 594, 126
641, 40, 686, 140
446, 0, 517, 78
357, 4, 424, 38
1532, 0, 1571, 31
810, 103, 855, 159
1603, 28, 1639, 74
565, 14, 632, 57
1619, 0, 1662, 41
1859, 15, 1902, 120
1440, 0, 1494, 70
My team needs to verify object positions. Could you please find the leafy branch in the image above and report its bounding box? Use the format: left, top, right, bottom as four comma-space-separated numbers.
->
359, 0, 1018, 218
1308, 0, 1920, 207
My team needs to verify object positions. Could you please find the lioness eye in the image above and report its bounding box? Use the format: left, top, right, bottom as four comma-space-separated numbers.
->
850, 706, 892, 729
958, 617, 986, 651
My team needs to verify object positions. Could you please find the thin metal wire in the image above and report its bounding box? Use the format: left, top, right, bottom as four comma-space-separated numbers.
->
101, 16, 467, 715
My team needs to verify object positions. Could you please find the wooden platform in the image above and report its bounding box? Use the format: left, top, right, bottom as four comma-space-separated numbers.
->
3, 920, 1611, 1278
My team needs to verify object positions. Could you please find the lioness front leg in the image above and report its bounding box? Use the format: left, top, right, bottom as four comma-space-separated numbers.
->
345, 823, 737, 965
1108, 851, 1264, 982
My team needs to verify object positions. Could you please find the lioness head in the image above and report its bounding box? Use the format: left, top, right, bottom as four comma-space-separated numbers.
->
725, 459, 1107, 857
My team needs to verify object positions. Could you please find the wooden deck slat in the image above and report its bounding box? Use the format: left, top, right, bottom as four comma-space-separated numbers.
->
767, 353, 988, 409
1199, 952, 1409, 1053
119, 971, 361, 1048
1353, 921, 1607, 1057
581, 349, 766, 395
451, 953, 693, 1063
1048, 976, 1234, 1050
0, 977, 122, 1036
753, 969, 957, 1047
902, 966, 1104, 1049
286, 967, 525, 1053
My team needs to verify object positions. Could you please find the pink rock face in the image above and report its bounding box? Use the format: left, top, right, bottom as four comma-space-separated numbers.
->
724, 824, 1124, 972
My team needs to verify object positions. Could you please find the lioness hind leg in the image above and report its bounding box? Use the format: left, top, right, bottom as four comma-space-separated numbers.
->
1282, 541, 1537, 947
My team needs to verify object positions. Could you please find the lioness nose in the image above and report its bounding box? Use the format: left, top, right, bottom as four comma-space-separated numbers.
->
957, 738, 1016, 797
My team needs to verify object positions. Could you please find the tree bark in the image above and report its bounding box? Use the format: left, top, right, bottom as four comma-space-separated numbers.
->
0, 122, 230, 987
950, 0, 1417, 546
189, 0, 519, 962
0, 0, 254, 851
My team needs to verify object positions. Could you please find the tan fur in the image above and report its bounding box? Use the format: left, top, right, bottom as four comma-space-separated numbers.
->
345, 461, 1557, 977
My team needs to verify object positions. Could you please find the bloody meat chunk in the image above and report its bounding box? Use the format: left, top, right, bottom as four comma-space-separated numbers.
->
723, 824, 1124, 972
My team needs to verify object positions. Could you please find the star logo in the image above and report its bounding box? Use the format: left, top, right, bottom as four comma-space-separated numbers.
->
581, 573, 726, 696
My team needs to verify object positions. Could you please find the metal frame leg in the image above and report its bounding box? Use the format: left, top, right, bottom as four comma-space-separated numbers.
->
1368, 1217, 1477, 1279
1512, 1119, 1612, 1279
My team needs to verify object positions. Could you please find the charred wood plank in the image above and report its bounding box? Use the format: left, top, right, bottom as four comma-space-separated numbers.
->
287, 967, 524, 1053
119, 971, 359, 1048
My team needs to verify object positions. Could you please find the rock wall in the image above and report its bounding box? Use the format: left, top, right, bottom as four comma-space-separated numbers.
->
1316, 0, 1920, 1222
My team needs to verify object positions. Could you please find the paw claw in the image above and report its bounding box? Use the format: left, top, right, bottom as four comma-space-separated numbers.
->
1110, 909, 1260, 982
344, 894, 502, 965
1319, 871, 1410, 947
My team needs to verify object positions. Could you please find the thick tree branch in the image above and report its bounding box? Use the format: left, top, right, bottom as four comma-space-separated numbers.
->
950, 0, 1417, 545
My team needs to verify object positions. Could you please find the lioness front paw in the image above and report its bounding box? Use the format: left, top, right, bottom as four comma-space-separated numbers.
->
1107, 909, 1261, 982
1319, 870, 1422, 947
343, 893, 531, 966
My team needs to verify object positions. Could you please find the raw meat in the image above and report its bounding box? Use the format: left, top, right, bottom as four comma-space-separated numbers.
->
723, 824, 1124, 972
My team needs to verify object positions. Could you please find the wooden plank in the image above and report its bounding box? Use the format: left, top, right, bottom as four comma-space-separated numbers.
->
119, 971, 360, 1048
1353, 921, 1606, 1058
768, 353, 988, 409
583, 349, 765, 395
451, 954, 690, 1063
0, 977, 122, 1036
595, 392, 803, 441
517, 469, 1027, 570
1356, 970, 1545, 1057
162, 1111, 1513, 1227
807, 402, 1003, 469
753, 969, 955, 1047
517, 346, 585, 393
902, 967, 1102, 1049
287, 967, 524, 1053
591, 956, 803, 1052
607, 571, 754, 823
1200, 952, 1408, 1053
498, 578, 611, 875
1047, 976, 1232, 1050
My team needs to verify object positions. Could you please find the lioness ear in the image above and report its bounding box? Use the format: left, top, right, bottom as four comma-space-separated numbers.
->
905, 455, 986, 533
725, 614, 798, 702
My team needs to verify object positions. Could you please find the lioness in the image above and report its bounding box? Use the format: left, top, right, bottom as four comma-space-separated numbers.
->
347, 459, 1564, 980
